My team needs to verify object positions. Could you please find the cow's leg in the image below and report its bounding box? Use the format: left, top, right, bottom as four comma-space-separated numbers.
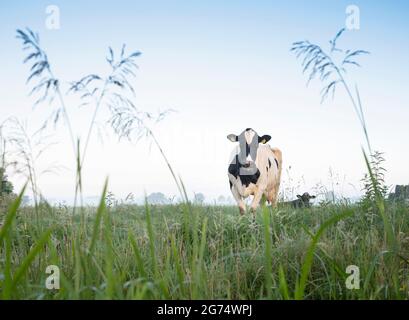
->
231, 186, 246, 215
250, 188, 264, 217
267, 187, 279, 208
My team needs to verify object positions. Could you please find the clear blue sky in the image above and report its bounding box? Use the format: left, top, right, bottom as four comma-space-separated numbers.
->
1, 1, 408, 202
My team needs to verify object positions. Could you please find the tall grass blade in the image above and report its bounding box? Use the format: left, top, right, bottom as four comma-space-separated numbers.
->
129, 232, 147, 279
144, 201, 169, 297
10, 228, 52, 294
88, 178, 108, 253
295, 211, 353, 300
278, 265, 290, 300
144, 201, 158, 277
170, 234, 185, 297
262, 205, 273, 299
0, 183, 27, 244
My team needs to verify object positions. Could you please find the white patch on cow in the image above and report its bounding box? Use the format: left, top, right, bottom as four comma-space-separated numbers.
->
244, 130, 256, 145
229, 145, 253, 165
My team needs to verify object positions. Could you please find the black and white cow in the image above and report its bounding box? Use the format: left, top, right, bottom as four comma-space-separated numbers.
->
227, 128, 282, 216
284, 192, 316, 208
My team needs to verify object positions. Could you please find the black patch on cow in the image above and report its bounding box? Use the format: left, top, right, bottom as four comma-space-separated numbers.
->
274, 158, 279, 169
245, 143, 250, 157
228, 158, 239, 178
245, 128, 252, 132
239, 169, 260, 186
228, 155, 260, 187
268, 159, 271, 168
266, 166, 269, 172
229, 180, 233, 189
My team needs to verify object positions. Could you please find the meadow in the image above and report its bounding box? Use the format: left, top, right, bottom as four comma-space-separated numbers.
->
1, 189, 408, 300
1, 27, 408, 301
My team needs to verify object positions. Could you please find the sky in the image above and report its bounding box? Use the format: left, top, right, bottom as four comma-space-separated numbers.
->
0, 1, 408, 203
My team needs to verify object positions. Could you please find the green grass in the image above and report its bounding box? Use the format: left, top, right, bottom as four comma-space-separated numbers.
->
1, 194, 409, 300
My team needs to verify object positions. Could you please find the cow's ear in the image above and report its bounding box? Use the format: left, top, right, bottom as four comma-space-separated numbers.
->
227, 134, 238, 142
296, 195, 302, 199
258, 135, 271, 144
310, 195, 316, 199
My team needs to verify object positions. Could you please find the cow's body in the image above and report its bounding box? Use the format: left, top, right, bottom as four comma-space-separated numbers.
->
227, 128, 282, 215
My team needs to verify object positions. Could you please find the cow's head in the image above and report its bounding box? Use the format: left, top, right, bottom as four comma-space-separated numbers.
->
227, 128, 271, 169
297, 192, 316, 205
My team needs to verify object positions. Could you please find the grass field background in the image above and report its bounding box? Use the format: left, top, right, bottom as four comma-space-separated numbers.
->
1, 187, 408, 300
1, 24, 408, 301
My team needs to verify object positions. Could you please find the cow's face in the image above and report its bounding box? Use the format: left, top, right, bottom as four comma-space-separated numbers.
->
297, 192, 316, 204
227, 128, 271, 168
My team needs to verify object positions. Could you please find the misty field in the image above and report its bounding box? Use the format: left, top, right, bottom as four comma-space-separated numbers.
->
1, 189, 408, 300
0, 21, 408, 301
